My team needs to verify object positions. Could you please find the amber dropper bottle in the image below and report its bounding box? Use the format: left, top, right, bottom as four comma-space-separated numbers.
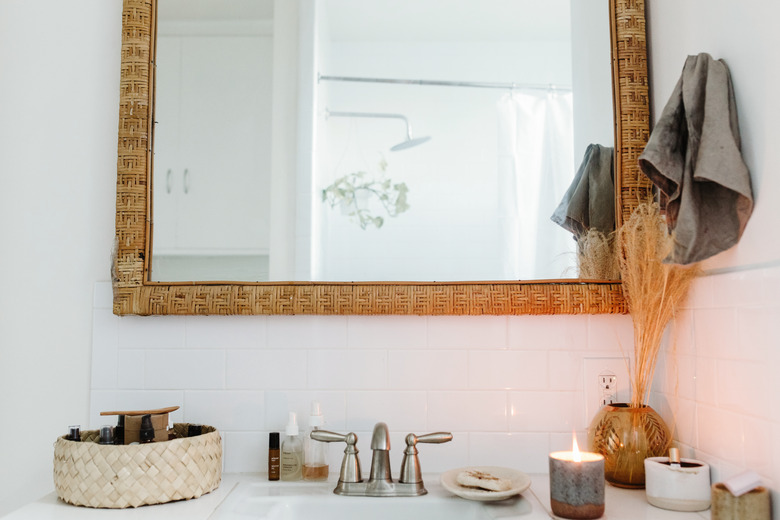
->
268, 432, 280, 481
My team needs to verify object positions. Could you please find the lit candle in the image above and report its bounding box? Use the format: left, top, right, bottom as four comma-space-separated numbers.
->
549, 434, 605, 519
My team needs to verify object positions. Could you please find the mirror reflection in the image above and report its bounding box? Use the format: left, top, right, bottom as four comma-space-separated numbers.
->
151, 0, 614, 283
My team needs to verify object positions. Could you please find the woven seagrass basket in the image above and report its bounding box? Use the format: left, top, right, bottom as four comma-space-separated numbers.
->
53, 423, 221, 508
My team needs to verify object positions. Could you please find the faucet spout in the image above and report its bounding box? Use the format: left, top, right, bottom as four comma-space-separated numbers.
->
370, 422, 391, 451
368, 422, 392, 486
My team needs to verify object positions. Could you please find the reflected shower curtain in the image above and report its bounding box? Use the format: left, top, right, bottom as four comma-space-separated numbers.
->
497, 90, 575, 279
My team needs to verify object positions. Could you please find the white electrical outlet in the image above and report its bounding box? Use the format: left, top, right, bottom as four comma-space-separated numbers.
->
583, 357, 630, 422
598, 372, 617, 407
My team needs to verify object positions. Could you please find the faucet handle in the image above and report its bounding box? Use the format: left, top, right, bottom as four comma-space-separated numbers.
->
399, 431, 453, 485
310, 430, 362, 484
310, 430, 354, 444
410, 432, 453, 445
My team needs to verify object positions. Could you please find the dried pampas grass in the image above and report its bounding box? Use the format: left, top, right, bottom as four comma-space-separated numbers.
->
618, 203, 700, 408
577, 229, 620, 280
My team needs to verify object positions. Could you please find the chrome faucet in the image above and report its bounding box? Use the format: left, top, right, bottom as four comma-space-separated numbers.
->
310, 422, 452, 497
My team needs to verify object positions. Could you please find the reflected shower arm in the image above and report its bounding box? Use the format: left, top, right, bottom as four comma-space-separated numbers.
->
325, 109, 412, 140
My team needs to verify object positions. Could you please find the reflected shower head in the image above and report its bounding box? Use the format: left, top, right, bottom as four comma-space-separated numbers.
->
325, 108, 431, 152
390, 135, 431, 151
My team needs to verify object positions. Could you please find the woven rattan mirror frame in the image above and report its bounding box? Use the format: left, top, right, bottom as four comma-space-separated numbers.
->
113, 0, 652, 316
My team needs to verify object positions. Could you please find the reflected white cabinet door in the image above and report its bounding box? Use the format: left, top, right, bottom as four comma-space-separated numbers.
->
152, 36, 181, 252
153, 34, 272, 255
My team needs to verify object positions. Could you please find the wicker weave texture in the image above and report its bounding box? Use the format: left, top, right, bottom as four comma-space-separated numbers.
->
116, 281, 627, 316
113, 0, 648, 316
53, 424, 221, 509
611, 0, 652, 227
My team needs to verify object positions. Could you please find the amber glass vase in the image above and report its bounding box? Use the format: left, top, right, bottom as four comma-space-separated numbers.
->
587, 403, 671, 488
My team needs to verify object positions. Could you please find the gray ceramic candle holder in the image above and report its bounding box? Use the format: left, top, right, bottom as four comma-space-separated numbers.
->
549, 451, 605, 519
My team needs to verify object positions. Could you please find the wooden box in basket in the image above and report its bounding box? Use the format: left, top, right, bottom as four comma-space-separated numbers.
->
53, 423, 222, 508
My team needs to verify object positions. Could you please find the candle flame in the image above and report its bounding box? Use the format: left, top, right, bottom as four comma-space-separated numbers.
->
572, 433, 581, 462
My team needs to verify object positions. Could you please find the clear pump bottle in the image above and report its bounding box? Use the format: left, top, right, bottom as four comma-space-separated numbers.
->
280, 412, 303, 481
303, 401, 329, 481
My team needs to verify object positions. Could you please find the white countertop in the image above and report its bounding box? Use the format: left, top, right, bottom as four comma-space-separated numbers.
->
3, 473, 712, 520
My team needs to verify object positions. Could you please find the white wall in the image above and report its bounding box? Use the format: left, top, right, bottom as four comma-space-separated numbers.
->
1, 0, 779, 517
646, 0, 780, 516
0, 0, 122, 515
646, 0, 780, 274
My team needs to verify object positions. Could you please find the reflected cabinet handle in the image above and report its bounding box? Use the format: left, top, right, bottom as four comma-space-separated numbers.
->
165, 169, 172, 194
183, 168, 190, 194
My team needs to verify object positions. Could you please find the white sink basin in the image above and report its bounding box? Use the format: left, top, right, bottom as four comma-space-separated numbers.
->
212, 480, 535, 520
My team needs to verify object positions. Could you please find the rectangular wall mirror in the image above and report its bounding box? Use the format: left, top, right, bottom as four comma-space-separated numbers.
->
113, 0, 651, 315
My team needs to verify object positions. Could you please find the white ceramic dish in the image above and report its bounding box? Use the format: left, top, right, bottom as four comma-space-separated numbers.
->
440, 466, 531, 501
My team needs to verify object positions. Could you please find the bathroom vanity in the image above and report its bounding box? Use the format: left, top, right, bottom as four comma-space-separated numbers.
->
4, 474, 711, 519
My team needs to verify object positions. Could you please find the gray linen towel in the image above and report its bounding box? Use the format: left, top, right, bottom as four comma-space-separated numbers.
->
551, 143, 615, 237
639, 53, 753, 264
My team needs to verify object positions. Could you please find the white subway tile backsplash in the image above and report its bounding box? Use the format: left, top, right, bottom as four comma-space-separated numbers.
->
118, 315, 185, 349
89, 390, 118, 429
717, 360, 771, 419
116, 349, 144, 389
266, 315, 348, 349
666, 308, 695, 355
685, 274, 714, 309
89, 264, 780, 495
185, 316, 266, 349
388, 350, 467, 390
264, 391, 347, 432
653, 394, 696, 449
737, 306, 780, 362
226, 350, 307, 390
672, 398, 698, 449
547, 351, 583, 391
773, 424, 780, 493
696, 405, 743, 465
307, 350, 387, 390
427, 316, 507, 348
712, 270, 766, 308
742, 416, 774, 477
185, 390, 264, 431
347, 316, 427, 349
763, 267, 780, 299
509, 391, 582, 432
550, 431, 587, 453
694, 356, 719, 406
145, 350, 224, 390
658, 352, 696, 401
346, 391, 427, 432
113, 390, 185, 423
771, 347, 780, 423
419, 432, 469, 473
468, 433, 549, 473
223, 431, 265, 473
587, 315, 634, 353
508, 315, 588, 350
427, 391, 507, 432
469, 351, 547, 390
694, 308, 739, 359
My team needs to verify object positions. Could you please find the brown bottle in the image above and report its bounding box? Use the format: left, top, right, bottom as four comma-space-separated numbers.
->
268, 432, 280, 481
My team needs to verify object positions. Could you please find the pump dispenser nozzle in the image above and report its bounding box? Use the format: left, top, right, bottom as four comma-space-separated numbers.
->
310, 401, 324, 427
286, 412, 299, 436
